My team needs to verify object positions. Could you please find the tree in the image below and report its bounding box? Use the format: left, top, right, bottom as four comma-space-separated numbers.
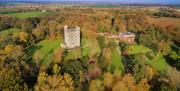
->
99, 48, 112, 71
1, 44, 24, 62
4, 44, 14, 54
0, 66, 28, 91
0, 35, 13, 49
157, 40, 172, 55
112, 74, 137, 91
48, 20, 58, 39
61, 60, 84, 86
33, 50, 43, 68
21, 19, 34, 32
35, 71, 74, 91
137, 79, 150, 91
89, 79, 104, 91
97, 35, 105, 49
103, 72, 114, 89
131, 55, 154, 81
19, 31, 29, 43
52, 64, 60, 75
32, 27, 45, 41
53, 48, 64, 64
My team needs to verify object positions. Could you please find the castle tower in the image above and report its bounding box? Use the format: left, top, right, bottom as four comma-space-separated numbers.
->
64, 25, 80, 48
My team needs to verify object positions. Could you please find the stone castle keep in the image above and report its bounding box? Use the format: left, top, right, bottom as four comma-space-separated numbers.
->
64, 25, 80, 48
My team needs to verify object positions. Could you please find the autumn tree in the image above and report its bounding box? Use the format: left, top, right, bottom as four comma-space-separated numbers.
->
19, 31, 29, 43
157, 40, 172, 55
99, 48, 112, 71
103, 72, 114, 89
15, 19, 34, 32
97, 35, 105, 49
61, 60, 84, 86
21, 20, 34, 32
35, 65, 74, 91
33, 50, 43, 68
32, 27, 46, 42
1, 44, 24, 63
0, 65, 28, 91
48, 20, 58, 39
53, 48, 64, 64
89, 79, 104, 91
52, 64, 61, 75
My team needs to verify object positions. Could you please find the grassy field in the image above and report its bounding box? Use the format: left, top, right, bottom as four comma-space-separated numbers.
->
0, 28, 22, 37
26, 39, 61, 65
63, 48, 81, 62
8, 11, 52, 19
81, 37, 101, 57
88, 5, 121, 8
124, 44, 152, 55
146, 53, 170, 72
0, 8, 19, 14
109, 47, 124, 73
81, 37, 90, 57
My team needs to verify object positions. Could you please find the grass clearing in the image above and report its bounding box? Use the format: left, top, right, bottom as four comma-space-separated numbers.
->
146, 53, 170, 72
63, 48, 81, 62
81, 37, 90, 57
26, 39, 61, 65
108, 42, 124, 73
81, 37, 101, 57
8, 11, 53, 19
109, 48, 124, 73
124, 44, 152, 55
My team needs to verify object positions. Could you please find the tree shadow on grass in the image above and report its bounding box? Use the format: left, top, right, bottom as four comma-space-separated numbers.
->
40, 49, 55, 66
26, 45, 43, 64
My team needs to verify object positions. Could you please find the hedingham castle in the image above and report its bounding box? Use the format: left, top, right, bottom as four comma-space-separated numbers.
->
64, 25, 80, 48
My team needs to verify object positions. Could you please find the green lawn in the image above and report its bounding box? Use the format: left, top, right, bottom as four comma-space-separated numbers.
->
109, 48, 124, 73
81, 37, 101, 57
108, 43, 124, 74
124, 44, 152, 55
146, 53, 170, 72
0, 28, 22, 37
8, 11, 52, 19
26, 39, 61, 65
0, 8, 19, 14
63, 48, 81, 62
81, 37, 90, 57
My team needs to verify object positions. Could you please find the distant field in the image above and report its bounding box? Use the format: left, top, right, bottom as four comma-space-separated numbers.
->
26, 39, 61, 65
147, 16, 180, 28
0, 28, 22, 37
0, 8, 19, 14
7, 11, 53, 19
88, 5, 121, 8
